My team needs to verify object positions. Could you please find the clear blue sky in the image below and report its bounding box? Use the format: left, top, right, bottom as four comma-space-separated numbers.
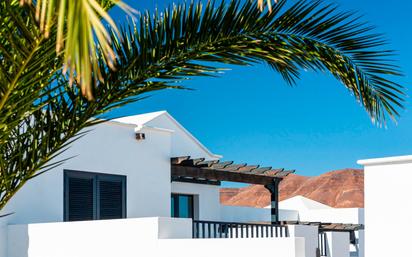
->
108, 0, 412, 179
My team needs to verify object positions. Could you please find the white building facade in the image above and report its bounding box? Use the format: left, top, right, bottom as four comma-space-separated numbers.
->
0, 111, 361, 257
358, 155, 412, 257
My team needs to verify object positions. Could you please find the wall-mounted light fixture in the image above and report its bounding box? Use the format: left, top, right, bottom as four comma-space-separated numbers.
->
135, 132, 145, 141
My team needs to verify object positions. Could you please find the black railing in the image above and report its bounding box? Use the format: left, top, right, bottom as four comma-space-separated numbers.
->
318, 232, 328, 257
192, 220, 289, 239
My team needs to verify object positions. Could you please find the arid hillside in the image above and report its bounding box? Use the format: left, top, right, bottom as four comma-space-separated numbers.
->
220, 169, 364, 208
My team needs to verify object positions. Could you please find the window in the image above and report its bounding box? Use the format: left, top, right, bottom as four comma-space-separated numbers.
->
64, 170, 126, 221
171, 194, 194, 219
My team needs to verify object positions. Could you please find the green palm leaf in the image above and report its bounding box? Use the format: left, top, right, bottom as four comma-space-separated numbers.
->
0, 1, 58, 145
18, 0, 130, 100
108, 0, 404, 124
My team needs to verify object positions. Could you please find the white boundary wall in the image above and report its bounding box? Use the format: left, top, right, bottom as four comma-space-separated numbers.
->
358, 155, 412, 257
158, 237, 304, 257
7, 217, 305, 257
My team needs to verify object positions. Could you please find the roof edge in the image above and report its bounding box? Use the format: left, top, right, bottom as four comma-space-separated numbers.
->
357, 154, 412, 166
161, 112, 222, 160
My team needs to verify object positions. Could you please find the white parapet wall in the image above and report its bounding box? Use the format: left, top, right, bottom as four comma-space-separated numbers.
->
358, 155, 412, 257
158, 237, 305, 257
220, 205, 299, 223
8, 217, 191, 257
288, 225, 319, 257
7, 217, 305, 257
326, 232, 349, 257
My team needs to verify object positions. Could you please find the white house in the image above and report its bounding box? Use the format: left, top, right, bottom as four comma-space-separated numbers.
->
0, 111, 362, 257
358, 155, 412, 257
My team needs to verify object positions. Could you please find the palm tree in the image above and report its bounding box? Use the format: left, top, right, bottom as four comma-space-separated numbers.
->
0, 0, 405, 211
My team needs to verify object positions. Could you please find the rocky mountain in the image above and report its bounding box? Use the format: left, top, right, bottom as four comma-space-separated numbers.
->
220, 168, 364, 208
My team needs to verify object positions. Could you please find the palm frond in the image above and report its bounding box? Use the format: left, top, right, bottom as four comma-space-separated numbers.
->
19, 0, 130, 100
0, 1, 58, 144
108, 0, 404, 124
258, 0, 277, 12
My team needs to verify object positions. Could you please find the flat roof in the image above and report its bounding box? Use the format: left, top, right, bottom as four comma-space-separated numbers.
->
358, 155, 412, 166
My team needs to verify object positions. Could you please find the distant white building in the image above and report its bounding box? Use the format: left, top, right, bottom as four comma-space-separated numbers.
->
277, 196, 364, 257
0, 111, 362, 257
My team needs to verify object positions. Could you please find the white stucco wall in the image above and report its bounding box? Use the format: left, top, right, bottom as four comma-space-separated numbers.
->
7, 217, 304, 257
0, 122, 173, 227
298, 208, 363, 225
279, 209, 301, 221
220, 206, 270, 222
326, 232, 349, 257
171, 182, 221, 220
7, 217, 191, 257
358, 155, 412, 257
159, 237, 304, 257
141, 113, 220, 159
0, 220, 7, 257
289, 225, 318, 257
220, 206, 298, 223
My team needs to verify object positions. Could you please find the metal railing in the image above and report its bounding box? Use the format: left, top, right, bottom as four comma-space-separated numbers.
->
318, 232, 328, 257
192, 220, 289, 239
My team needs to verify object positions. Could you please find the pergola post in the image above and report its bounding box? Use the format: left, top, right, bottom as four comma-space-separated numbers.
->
265, 179, 280, 224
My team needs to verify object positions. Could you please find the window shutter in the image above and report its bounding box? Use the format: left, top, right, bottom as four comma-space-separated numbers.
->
67, 177, 95, 221
64, 170, 126, 221
99, 180, 124, 219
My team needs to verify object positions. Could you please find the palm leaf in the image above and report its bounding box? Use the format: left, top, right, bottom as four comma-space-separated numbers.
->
18, 0, 131, 100
0, 1, 58, 145
106, 0, 404, 124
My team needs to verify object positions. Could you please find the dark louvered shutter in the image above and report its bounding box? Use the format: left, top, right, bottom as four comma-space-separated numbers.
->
67, 177, 94, 221
99, 180, 124, 219
64, 170, 126, 221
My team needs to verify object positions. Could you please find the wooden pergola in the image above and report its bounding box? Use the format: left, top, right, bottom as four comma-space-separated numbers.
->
282, 221, 364, 232
171, 156, 295, 224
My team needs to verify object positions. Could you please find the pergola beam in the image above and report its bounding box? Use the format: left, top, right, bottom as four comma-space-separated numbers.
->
283, 221, 364, 232
171, 157, 295, 182
171, 165, 281, 185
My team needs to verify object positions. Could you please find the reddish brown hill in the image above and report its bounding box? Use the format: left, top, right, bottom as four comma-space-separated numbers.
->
220, 169, 363, 208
